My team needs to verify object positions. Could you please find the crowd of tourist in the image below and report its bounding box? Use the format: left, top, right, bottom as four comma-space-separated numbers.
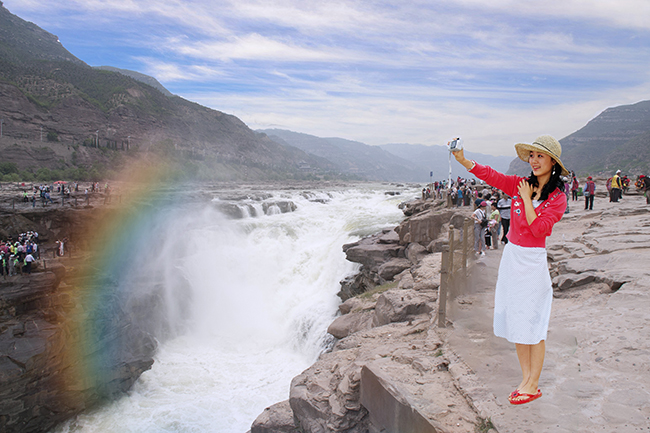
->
0, 231, 39, 276
423, 168, 650, 258
15, 181, 109, 208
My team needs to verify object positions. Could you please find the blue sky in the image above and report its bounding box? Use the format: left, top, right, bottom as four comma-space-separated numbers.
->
5, 0, 650, 156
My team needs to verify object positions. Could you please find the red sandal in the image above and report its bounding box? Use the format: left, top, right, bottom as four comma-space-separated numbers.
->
508, 389, 542, 405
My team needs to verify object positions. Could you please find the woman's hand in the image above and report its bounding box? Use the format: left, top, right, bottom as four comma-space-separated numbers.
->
517, 179, 533, 201
450, 147, 475, 170
518, 179, 538, 225
450, 146, 465, 160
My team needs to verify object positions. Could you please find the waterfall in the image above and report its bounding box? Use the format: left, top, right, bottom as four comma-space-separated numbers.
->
53, 184, 416, 433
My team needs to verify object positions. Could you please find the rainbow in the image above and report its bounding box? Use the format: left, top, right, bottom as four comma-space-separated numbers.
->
57, 157, 174, 408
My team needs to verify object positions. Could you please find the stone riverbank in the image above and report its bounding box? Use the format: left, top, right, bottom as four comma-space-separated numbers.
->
251, 191, 650, 433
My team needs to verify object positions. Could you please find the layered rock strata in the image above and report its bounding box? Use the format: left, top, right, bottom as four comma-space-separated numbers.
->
0, 266, 156, 433
547, 205, 650, 295
0, 201, 157, 433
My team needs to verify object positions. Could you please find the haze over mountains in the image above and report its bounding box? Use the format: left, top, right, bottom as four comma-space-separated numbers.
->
259, 129, 513, 182
0, 1, 649, 183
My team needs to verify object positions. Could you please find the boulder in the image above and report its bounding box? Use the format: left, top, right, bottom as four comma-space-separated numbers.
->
400, 199, 437, 217
405, 242, 428, 264
552, 272, 597, 291
411, 253, 442, 291
343, 237, 404, 273
251, 400, 300, 433
327, 311, 374, 339
377, 229, 400, 244
449, 213, 468, 230
290, 356, 368, 433
395, 209, 455, 246
337, 272, 375, 301
372, 289, 435, 327
395, 269, 415, 290
377, 258, 412, 282
282, 318, 477, 433
559, 249, 650, 285
427, 238, 446, 253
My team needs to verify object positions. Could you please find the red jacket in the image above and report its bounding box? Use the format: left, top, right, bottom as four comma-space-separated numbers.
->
469, 163, 567, 248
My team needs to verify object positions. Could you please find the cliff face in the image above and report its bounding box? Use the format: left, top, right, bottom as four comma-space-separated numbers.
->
0, 268, 156, 433
0, 205, 156, 433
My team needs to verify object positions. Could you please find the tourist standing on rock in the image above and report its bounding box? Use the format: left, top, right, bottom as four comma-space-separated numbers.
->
584, 176, 596, 210
571, 173, 579, 201
23, 253, 35, 274
610, 170, 622, 202
0, 251, 6, 278
463, 186, 472, 206
8, 254, 17, 276
451, 135, 568, 405
488, 202, 501, 250
474, 192, 483, 209
472, 201, 488, 256
497, 194, 512, 244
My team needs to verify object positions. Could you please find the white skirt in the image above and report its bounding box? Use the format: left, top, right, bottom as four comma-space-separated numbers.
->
493, 242, 553, 344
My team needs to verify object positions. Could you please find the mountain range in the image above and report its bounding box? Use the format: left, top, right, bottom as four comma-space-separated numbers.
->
508, 100, 650, 176
0, 2, 331, 182
1, 1, 649, 183
259, 129, 513, 182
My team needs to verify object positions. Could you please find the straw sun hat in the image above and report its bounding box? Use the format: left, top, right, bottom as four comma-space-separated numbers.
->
514, 135, 570, 176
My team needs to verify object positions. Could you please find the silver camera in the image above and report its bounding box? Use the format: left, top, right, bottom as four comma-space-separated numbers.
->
448, 137, 463, 151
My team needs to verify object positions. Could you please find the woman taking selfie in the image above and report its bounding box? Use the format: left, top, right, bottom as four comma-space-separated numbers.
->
451, 135, 568, 405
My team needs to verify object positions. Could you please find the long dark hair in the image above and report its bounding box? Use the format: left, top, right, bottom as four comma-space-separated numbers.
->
527, 162, 565, 201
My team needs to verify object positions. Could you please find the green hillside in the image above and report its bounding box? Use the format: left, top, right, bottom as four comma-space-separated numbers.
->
0, 2, 335, 182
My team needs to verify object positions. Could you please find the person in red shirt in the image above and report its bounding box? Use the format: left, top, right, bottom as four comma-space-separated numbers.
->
571, 174, 580, 201
451, 135, 568, 405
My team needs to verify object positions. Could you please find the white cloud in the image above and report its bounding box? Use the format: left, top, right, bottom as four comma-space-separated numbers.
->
181, 76, 650, 156
168, 33, 361, 63
5, 0, 231, 36
229, 0, 385, 32
5, 0, 650, 158
453, 0, 650, 30
135, 57, 227, 81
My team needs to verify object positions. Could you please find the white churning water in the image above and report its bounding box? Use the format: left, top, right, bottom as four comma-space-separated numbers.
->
53, 185, 417, 433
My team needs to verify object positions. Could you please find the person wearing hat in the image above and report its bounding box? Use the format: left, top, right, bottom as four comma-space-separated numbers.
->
584, 176, 596, 210
451, 135, 568, 405
472, 200, 489, 255
611, 170, 623, 202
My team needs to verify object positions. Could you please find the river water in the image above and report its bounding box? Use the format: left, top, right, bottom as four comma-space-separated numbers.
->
53, 184, 418, 433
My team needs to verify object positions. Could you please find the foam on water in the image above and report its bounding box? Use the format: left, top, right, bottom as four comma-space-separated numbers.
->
53, 185, 416, 433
